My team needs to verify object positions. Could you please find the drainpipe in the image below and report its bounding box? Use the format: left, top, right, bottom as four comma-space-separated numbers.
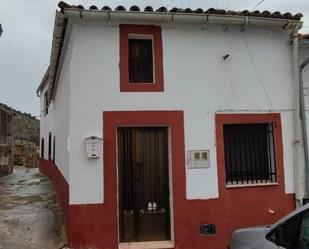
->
300, 56, 309, 203
63, 9, 302, 29
292, 28, 305, 206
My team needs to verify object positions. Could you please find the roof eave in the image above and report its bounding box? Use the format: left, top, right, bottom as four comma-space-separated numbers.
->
36, 67, 49, 96
63, 8, 303, 29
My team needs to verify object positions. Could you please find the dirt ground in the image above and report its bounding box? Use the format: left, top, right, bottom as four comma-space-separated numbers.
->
0, 166, 68, 249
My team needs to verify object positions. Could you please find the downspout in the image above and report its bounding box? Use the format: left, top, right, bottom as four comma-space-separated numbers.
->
292, 28, 305, 206
300, 56, 309, 202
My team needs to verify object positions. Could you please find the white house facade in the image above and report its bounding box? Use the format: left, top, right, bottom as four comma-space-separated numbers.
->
38, 2, 308, 249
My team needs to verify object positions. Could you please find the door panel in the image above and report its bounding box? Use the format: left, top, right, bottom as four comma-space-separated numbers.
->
118, 127, 170, 242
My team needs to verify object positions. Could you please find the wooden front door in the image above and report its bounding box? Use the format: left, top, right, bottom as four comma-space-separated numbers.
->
118, 127, 170, 242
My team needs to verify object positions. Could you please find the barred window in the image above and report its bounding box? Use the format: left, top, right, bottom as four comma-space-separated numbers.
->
223, 123, 277, 185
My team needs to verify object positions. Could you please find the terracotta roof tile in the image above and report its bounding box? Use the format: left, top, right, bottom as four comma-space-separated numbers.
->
101, 6, 111, 11
57, 1, 303, 21
144, 6, 154, 12
130, 5, 140, 12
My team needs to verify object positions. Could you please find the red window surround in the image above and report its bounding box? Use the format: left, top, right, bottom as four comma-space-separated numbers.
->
119, 24, 164, 92
216, 113, 285, 191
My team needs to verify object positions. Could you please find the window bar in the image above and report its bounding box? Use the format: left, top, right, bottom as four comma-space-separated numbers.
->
266, 123, 272, 182
270, 124, 277, 182
248, 125, 256, 183
233, 128, 239, 184
223, 126, 228, 183
262, 124, 268, 182
256, 125, 264, 183
232, 127, 237, 184
268, 124, 274, 182
237, 125, 243, 184
244, 125, 250, 183
246, 124, 252, 183
256, 125, 262, 183
261, 124, 269, 182
227, 128, 233, 184
264, 124, 270, 182
265, 123, 273, 182
227, 127, 233, 184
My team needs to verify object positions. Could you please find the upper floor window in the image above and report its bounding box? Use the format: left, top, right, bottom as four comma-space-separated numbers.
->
119, 25, 164, 92
129, 37, 153, 83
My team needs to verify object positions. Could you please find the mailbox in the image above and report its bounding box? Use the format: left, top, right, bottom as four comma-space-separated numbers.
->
85, 136, 102, 158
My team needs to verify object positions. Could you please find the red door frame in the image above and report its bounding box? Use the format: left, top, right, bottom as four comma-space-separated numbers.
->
103, 111, 185, 247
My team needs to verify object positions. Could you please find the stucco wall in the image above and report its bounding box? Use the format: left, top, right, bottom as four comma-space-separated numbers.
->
67, 22, 295, 204
40, 34, 72, 182
40, 85, 54, 160
300, 47, 309, 126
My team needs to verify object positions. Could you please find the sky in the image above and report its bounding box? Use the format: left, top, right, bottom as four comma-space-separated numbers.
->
0, 0, 308, 117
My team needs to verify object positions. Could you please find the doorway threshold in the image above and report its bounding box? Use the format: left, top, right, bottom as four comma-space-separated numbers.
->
119, 240, 174, 249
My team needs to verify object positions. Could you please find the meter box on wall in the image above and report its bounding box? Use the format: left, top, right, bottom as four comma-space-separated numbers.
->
85, 136, 102, 158
187, 150, 210, 169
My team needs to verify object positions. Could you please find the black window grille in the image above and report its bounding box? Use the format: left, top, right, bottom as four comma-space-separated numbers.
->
128, 38, 153, 83
223, 123, 277, 185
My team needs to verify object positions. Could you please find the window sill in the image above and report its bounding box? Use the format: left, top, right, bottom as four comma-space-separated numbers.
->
119, 240, 174, 249
128, 82, 155, 85
120, 82, 164, 92
226, 182, 278, 189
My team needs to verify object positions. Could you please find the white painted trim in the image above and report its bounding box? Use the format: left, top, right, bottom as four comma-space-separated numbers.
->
119, 240, 174, 249
226, 182, 278, 188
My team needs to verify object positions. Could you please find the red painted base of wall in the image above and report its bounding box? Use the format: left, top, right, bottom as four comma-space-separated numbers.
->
39, 159, 70, 238
39, 159, 110, 248
39, 111, 296, 249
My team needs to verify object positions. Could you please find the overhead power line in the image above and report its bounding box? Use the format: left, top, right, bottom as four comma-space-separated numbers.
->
251, 0, 266, 11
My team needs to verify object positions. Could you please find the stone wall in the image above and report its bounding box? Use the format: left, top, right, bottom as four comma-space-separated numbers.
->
0, 144, 13, 176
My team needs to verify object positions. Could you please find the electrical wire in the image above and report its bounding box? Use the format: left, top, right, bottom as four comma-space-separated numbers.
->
251, 0, 266, 11
241, 32, 274, 109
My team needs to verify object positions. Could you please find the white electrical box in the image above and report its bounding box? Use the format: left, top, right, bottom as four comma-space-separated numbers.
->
187, 150, 210, 169
85, 136, 102, 158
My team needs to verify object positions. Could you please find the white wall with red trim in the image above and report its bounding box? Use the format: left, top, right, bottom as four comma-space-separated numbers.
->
41, 21, 298, 205
39, 33, 73, 182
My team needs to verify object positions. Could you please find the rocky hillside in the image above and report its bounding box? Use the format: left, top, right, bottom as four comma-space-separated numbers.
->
0, 103, 39, 145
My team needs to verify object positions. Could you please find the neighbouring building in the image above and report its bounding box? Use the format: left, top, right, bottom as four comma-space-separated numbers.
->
0, 107, 13, 176
38, 2, 308, 249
